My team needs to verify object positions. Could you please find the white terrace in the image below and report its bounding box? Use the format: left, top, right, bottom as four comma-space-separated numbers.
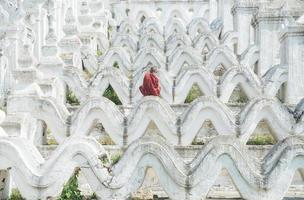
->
0, 0, 304, 199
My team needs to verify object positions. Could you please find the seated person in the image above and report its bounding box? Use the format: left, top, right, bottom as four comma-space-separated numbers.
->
139, 67, 161, 96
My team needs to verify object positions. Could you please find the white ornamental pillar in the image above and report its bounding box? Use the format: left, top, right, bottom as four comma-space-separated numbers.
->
218, 0, 234, 33
280, 25, 304, 105
232, 2, 257, 55
209, 0, 218, 23
252, 11, 288, 76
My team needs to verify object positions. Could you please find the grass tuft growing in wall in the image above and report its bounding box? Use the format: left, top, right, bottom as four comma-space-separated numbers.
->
184, 85, 203, 104
66, 88, 80, 106
246, 135, 276, 145
96, 50, 103, 57
9, 189, 24, 200
103, 85, 122, 105
111, 152, 122, 166
113, 61, 119, 69
58, 168, 99, 200
59, 168, 83, 200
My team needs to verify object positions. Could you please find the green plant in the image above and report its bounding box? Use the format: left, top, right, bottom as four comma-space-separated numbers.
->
108, 25, 113, 34
126, 8, 130, 16
111, 152, 122, 165
246, 135, 276, 145
184, 85, 203, 103
87, 193, 98, 200
236, 94, 248, 104
96, 50, 103, 57
229, 85, 248, 104
45, 128, 58, 145
47, 138, 58, 145
103, 85, 122, 105
66, 88, 80, 106
107, 25, 113, 39
59, 168, 83, 200
99, 154, 110, 165
113, 61, 119, 69
9, 189, 24, 200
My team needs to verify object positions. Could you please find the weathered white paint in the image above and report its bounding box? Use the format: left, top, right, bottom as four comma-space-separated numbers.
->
0, 0, 303, 199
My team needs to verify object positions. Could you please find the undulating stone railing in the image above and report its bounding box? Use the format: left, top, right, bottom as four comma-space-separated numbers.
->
62, 64, 287, 105
5, 95, 304, 146
0, 129, 304, 200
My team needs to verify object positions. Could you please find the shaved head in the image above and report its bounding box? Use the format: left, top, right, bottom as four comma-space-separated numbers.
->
150, 67, 157, 73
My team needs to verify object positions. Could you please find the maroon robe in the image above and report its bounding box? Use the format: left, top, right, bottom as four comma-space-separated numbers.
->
139, 72, 161, 96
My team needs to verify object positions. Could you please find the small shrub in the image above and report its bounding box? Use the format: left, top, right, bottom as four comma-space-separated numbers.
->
96, 50, 103, 57
113, 62, 119, 69
58, 168, 83, 200
99, 152, 122, 169
99, 154, 110, 165
185, 85, 203, 103
126, 8, 130, 16
47, 138, 58, 145
103, 85, 122, 105
228, 85, 248, 104
66, 88, 80, 106
45, 128, 58, 145
108, 25, 113, 32
9, 189, 24, 200
108, 25, 113, 37
246, 135, 276, 145
111, 152, 122, 166
236, 94, 248, 104
87, 193, 98, 200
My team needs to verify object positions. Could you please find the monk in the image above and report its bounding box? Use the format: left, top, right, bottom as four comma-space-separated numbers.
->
139, 67, 161, 96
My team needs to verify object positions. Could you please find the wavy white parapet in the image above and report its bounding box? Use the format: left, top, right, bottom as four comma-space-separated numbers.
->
168, 46, 203, 76
7, 95, 70, 143
62, 62, 287, 105
207, 45, 239, 73
167, 33, 193, 56
90, 67, 131, 105
174, 68, 217, 103
139, 32, 164, 52
6, 94, 304, 146
0, 136, 109, 199
133, 47, 166, 75
112, 33, 138, 58
71, 97, 124, 144
262, 64, 288, 97
240, 45, 259, 68
140, 17, 163, 36
219, 66, 262, 102
193, 32, 219, 51
0, 135, 303, 200
164, 17, 187, 40
117, 19, 139, 36
99, 47, 132, 75
1, 113, 39, 141
239, 97, 296, 142
62, 66, 89, 103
